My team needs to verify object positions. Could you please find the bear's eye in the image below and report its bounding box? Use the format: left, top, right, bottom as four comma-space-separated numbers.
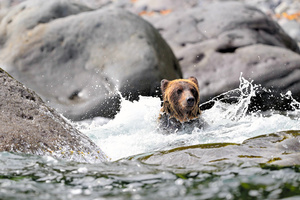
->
177, 89, 182, 95
191, 88, 197, 96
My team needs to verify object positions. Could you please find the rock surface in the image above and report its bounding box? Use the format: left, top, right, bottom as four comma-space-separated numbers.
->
133, 130, 300, 167
79, 0, 300, 111
245, 0, 300, 45
0, 0, 181, 120
126, 0, 300, 45
2, 0, 300, 114
150, 2, 300, 106
0, 68, 107, 163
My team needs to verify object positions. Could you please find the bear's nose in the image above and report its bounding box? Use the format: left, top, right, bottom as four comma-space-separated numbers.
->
187, 97, 195, 107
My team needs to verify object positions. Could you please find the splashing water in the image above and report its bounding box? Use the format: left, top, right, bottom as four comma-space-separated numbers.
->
2, 76, 300, 200
79, 77, 300, 161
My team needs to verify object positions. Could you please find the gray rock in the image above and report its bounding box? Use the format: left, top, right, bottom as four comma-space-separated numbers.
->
278, 18, 300, 43
0, 0, 181, 120
130, 0, 199, 12
151, 2, 300, 109
133, 130, 300, 167
112, 0, 300, 47
153, 2, 299, 51
186, 44, 300, 103
0, 68, 107, 163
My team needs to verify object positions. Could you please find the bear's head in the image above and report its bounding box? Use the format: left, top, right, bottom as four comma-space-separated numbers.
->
159, 76, 201, 123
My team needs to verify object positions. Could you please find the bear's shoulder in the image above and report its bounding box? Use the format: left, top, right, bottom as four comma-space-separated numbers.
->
158, 113, 207, 134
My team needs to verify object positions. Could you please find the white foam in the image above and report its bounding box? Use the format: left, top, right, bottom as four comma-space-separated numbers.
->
79, 78, 300, 161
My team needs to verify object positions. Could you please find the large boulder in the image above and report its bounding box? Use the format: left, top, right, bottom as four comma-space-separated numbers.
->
0, 68, 107, 163
150, 2, 300, 109
0, 0, 181, 120
125, 0, 199, 13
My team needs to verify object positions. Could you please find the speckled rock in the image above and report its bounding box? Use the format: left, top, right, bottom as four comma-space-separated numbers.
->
0, 68, 107, 163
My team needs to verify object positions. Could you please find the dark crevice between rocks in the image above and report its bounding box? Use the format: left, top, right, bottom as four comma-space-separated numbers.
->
216, 46, 238, 53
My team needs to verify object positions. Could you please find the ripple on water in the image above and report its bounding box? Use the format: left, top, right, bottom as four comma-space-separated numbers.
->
1, 77, 300, 199
0, 152, 300, 200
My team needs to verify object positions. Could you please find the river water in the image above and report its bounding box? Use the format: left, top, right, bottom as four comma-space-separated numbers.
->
1, 77, 300, 199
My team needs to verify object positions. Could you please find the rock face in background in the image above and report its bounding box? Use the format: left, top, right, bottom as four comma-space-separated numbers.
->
149, 2, 300, 106
74, 0, 300, 111
0, 0, 181, 120
0, 68, 107, 163
1, 0, 300, 116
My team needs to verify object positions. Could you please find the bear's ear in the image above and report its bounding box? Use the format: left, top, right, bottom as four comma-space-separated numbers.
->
161, 79, 170, 93
189, 76, 199, 87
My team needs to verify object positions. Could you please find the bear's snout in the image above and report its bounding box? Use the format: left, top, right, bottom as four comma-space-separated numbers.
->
186, 97, 195, 107
159, 77, 201, 123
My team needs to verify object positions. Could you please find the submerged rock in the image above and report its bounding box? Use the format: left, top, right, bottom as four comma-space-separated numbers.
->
0, 0, 181, 120
0, 68, 107, 163
133, 130, 300, 167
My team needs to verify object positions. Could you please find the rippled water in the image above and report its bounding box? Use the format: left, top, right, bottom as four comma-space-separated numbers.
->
1, 152, 300, 200
1, 77, 300, 199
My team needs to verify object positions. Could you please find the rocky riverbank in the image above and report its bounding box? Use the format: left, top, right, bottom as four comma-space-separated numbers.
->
0, 0, 181, 120
1, 0, 300, 119
0, 68, 107, 162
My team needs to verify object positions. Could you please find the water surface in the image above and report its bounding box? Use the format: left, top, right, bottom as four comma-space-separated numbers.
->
1, 77, 300, 199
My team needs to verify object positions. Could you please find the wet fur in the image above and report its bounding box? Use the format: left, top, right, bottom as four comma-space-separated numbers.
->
158, 77, 205, 132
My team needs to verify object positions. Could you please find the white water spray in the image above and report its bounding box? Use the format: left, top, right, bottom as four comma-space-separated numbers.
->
79, 77, 300, 161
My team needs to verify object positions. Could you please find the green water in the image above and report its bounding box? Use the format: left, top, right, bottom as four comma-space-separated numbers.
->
0, 152, 299, 200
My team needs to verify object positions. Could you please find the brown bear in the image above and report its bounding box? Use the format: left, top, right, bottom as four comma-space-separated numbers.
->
158, 76, 206, 133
